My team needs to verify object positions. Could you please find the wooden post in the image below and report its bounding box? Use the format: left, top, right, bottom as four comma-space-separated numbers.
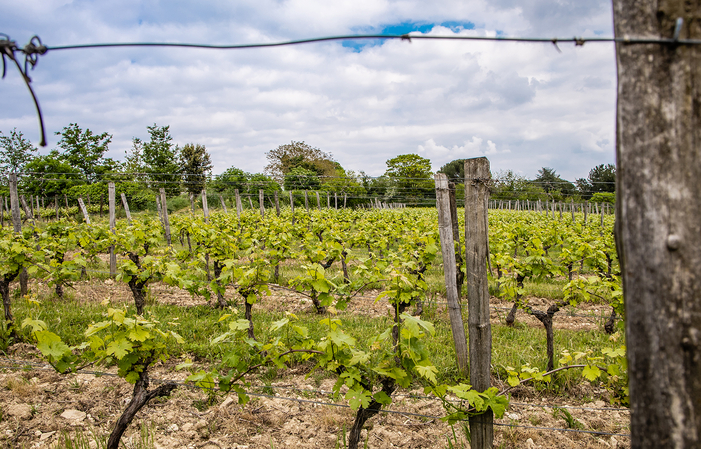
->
235, 189, 242, 219
274, 191, 280, 216
304, 190, 309, 213
77, 197, 91, 224
201, 189, 209, 223
20, 195, 35, 227
0, 196, 3, 227
189, 193, 195, 214
29, 195, 35, 221
9, 174, 27, 297
248, 196, 253, 209
54, 196, 59, 220
327, 193, 330, 209
570, 199, 575, 222
614, 4, 701, 446
64, 194, 69, 210
464, 158, 493, 447
219, 194, 228, 213
289, 191, 295, 225
120, 193, 132, 223
343, 193, 347, 208
100, 193, 103, 217
259, 190, 265, 218
334, 192, 338, 209
449, 182, 464, 294
159, 189, 171, 246
108, 183, 116, 277
155, 194, 163, 222
435, 174, 469, 377
316, 191, 321, 210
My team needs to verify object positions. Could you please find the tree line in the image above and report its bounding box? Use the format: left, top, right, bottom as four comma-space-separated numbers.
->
0, 124, 615, 209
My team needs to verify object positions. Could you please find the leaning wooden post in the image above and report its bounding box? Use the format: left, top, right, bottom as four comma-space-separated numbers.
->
120, 193, 132, 223
219, 194, 228, 213
20, 195, 36, 227
316, 191, 321, 210
259, 190, 265, 218
159, 188, 171, 247
614, 4, 701, 446
464, 158, 493, 447
435, 174, 469, 377
108, 183, 116, 277
77, 196, 91, 225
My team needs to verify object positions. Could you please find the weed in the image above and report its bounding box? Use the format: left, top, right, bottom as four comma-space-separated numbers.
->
553, 407, 584, 429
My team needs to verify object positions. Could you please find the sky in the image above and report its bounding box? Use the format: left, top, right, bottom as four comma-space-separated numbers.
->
0, 0, 616, 181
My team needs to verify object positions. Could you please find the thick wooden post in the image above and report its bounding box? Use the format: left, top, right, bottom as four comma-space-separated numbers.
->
435, 174, 469, 377
614, 3, 701, 447
464, 158, 493, 447
159, 189, 171, 246
274, 191, 280, 216
108, 183, 116, 277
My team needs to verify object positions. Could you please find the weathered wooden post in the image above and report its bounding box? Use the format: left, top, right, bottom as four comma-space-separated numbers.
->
9, 174, 27, 297
77, 196, 91, 225
464, 158, 493, 447
259, 190, 265, 218
120, 193, 132, 223
108, 183, 116, 277
159, 188, 171, 247
614, 3, 701, 447
274, 191, 280, 216
435, 174, 469, 377
219, 194, 228, 213
235, 189, 242, 220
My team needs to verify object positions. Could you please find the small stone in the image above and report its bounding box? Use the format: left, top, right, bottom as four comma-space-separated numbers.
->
6, 404, 32, 420
182, 423, 193, 432
506, 412, 521, 420
35, 430, 43, 436
219, 396, 235, 409
195, 420, 207, 430
61, 409, 87, 421
104, 279, 114, 285
610, 436, 618, 449
40, 431, 57, 441
166, 424, 179, 433
525, 438, 536, 449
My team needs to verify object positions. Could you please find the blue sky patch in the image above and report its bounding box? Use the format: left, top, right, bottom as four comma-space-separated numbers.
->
342, 20, 475, 52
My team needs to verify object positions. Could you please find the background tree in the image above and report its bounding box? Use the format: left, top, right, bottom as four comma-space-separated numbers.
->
55, 123, 115, 183
211, 167, 249, 195
0, 128, 38, 174
21, 151, 81, 197
265, 141, 336, 182
384, 153, 434, 205
139, 124, 181, 197
531, 167, 576, 200
284, 167, 320, 191
247, 173, 281, 195
491, 170, 548, 201
437, 159, 466, 183
179, 143, 212, 196
576, 163, 616, 198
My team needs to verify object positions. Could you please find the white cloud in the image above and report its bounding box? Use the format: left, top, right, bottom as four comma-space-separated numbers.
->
0, 0, 616, 181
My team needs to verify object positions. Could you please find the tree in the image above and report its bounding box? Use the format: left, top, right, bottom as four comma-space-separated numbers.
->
384, 154, 434, 205
55, 124, 114, 183
577, 163, 616, 198
532, 167, 576, 200
492, 170, 548, 201
179, 143, 212, 196
437, 159, 466, 183
247, 173, 281, 195
139, 124, 181, 197
265, 141, 336, 182
284, 167, 321, 191
0, 128, 38, 174
211, 167, 249, 194
21, 151, 81, 197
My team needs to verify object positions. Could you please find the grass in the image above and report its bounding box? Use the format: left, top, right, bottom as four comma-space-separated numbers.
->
9, 277, 619, 394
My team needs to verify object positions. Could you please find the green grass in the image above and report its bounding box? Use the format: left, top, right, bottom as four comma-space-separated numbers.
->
10, 281, 619, 394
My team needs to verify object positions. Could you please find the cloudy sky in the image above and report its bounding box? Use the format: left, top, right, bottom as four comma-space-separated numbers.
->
1, 0, 616, 181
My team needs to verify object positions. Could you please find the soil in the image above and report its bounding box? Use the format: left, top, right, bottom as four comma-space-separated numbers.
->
1, 279, 630, 448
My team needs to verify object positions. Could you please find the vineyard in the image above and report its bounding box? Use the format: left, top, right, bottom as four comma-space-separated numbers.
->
0, 198, 629, 448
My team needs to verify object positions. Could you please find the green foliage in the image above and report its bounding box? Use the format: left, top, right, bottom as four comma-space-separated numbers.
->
54, 123, 115, 184
284, 167, 321, 191
437, 159, 466, 183
265, 141, 337, 182
0, 128, 38, 174
179, 143, 212, 196
591, 192, 615, 204
138, 124, 181, 196
384, 154, 434, 205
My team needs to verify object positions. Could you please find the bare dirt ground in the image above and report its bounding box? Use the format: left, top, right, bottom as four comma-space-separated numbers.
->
1, 279, 629, 448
